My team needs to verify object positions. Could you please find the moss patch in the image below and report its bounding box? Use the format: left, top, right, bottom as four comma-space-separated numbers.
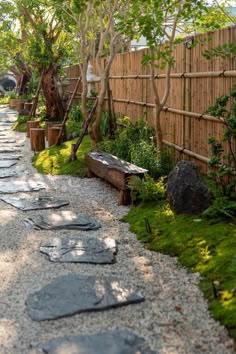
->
32, 135, 91, 177
122, 201, 236, 343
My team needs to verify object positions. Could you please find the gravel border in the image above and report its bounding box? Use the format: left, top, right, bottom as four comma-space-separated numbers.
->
0, 107, 234, 353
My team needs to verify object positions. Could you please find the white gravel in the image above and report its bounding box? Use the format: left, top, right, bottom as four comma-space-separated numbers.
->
0, 107, 235, 354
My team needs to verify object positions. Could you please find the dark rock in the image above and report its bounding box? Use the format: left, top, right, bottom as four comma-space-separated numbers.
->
0, 180, 45, 194
40, 236, 117, 264
29, 331, 156, 354
24, 210, 101, 230
26, 274, 144, 321
0, 195, 69, 211
0, 160, 17, 168
167, 161, 212, 214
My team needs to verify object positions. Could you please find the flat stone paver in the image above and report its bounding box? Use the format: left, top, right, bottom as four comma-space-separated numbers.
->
0, 195, 69, 211
40, 236, 117, 263
0, 170, 18, 178
0, 180, 45, 193
24, 210, 101, 230
26, 274, 144, 321
0, 160, 17, 168
0, 154, 22, 159
29, 330, 155, 354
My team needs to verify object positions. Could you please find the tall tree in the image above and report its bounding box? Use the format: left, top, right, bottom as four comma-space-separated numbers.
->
59, 0, 130, 149
16, 0, 73, 120
0, 1, 31, 95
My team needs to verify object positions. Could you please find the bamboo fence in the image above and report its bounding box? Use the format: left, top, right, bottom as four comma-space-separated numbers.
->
64, 25, 236, 173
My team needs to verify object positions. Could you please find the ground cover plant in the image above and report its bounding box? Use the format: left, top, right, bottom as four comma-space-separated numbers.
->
32, 135, 91, 177
122, 195, 236, 344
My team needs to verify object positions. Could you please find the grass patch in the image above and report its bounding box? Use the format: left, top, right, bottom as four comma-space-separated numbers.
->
32, 135, 91, 177
122, 201, 236, 343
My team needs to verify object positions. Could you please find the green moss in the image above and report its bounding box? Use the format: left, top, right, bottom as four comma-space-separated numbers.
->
123, 201, 236, 342
32, 135, 91, 177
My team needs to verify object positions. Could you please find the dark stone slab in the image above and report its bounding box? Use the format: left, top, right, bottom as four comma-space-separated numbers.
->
26, 274, 144, 321
0, 138, 16, 143
167, 161, 212, 214
0, 195, 69, 211
29, 331, 156, 354
0, 147, 21, 153
0, 154, 22, 160
0, 160, 17, 168
0, 170, 18, 178
24, 210, 101, 230
40, 236, 117, 264
0, 126, 11, 131
0, 143, 23, 149
0, 180, 45, 194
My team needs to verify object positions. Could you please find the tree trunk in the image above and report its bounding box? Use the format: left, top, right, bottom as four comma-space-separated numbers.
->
90, 78, 107, 145
41, 65, 65, 121
153, 106, 163, 152
18, 71, 32, 95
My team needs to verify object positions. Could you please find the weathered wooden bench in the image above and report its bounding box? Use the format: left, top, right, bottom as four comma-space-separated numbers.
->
85, 151, 148, 205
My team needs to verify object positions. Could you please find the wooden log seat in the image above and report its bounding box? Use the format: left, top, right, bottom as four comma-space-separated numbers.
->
85, 151, 148, 205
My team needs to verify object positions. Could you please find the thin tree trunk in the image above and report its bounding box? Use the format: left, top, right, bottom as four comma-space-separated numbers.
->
29, 71, 44, 118
56, 76, 82, 145
70, 98, 98, 161
107, 79, 116, 138
153, 106, 163, 152
91, 77, 107, 143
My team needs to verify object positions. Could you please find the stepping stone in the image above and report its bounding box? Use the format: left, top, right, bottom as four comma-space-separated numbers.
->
0, 123, 12, 126
0, 143, 23, 147
0, 180, 45, 194
29, 330, 156, 354
0, 147, 21, 153
0, 139, 16, 143
0, 160, 17, 168
0, 170, 18, 178
24, 210, 101, 231
40, 236, 117, 264
0, 154, 22, 160
0, 195, 69, 211
0, 127, 11, 131
26, 274, 144, 321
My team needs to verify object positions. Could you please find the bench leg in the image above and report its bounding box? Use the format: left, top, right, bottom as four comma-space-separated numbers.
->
87, 169, 95, 178
118, 190, 131, 206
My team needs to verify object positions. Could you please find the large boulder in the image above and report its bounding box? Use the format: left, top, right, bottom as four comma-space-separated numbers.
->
166, 161, 212, 214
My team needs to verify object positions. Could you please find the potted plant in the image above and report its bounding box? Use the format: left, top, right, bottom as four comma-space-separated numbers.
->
8, 91, 17, 109
24, 94, 34, 112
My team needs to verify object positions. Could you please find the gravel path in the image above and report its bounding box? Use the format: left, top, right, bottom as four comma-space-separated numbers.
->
0, 107, 234, 353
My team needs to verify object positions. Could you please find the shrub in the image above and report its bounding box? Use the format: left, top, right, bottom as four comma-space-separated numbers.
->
202, 197, 236, 221
99, 118, 174, 178
206, 87, 236, 198
128, 175, 166, 203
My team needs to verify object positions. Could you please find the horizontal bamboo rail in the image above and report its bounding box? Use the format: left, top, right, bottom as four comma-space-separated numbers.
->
68, 70, 236, 81
68, 92, 225, 124
163, 140, 210, 163
109, 70, 236, 79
